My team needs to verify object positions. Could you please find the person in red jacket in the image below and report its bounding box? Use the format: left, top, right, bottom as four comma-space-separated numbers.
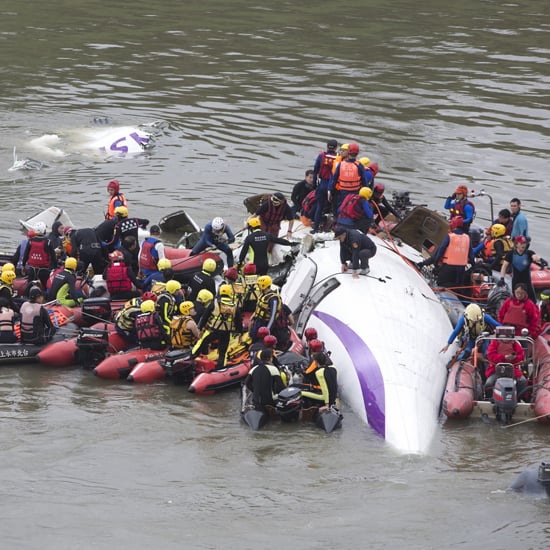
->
484, 329, 527, 399
498, 283, 541, 338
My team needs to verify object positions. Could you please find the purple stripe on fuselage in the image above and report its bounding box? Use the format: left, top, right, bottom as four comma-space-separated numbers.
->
314, 310, 385, 438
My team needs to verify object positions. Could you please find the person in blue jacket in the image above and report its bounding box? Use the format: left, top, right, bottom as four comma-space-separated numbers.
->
191, 217, 235, 268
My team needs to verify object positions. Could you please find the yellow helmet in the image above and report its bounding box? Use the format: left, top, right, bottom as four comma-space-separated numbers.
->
202, 258, 217, 273
165, 279, 182, 295
540, 289, 550, 301
115, 206, 128, 218
340, 143, 350, 151
359, 157, 371, 168
2, 262, 15, 273
179, 301, 194, 315
359, 187, 373, 200
65, 257, 78, 271
464, 303, 483, 322
219, 284, 233, 297
140, 299, 156, 313
491, 224, 506, 238
257, 275, 272, 291
157, 258, 172, 271
1, 270, 16, 285
197, 289, 214, 304
248, 217, 261, 229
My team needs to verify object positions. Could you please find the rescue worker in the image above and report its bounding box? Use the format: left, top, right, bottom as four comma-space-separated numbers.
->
191, 217, 236, 268
498, 283, 541, 338
248, 326, 272, 366
114, 294, 153, 344
192, 284, 243, 370
193, 288, 214, 325
248, 275, 283, 340
418, 216, 473, 289
21, 221, 57, 289
291, 169, 315, 218
170, 301, 200, 350
244, 347, 285, 411
300, 352, 339, 407
499, 235, 547, 303
107, 206, 149, 251
237, 217, 293, 276
440, 303, 500, 361
540, 289, 550, 325
329, 142, 371, 210
371, 183, 402, 224
484, 328, 527, 399
241, 262, 260, 313
105, 179, 128, 220
0, 270, 18, 311
489, 208, 513, 237
0, 298, 17, 343
139, 225, 165, 277
333, 226, 377, 278
255, 192, 294, 245
223, 267, 245, 308
186, 258, 217, 302
70, 226, 109, 276
19, 286, 56, 345
12, 231, 34, 276
336, 186, 375, 233
135, 299, 167, 350
103, 250, 142, 300
48, 257, 84, 307
156, 279, 182, 340
47, 221, 66, 260
444, 185, 475, 231
473, 223, 513, 272
299, 189, 317, 227
312, 139, 338, 233
142, 258, 173, 293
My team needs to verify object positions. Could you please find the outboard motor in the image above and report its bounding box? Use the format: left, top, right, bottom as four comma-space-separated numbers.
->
161, 349, 194, 385
275, 386, 303, 422
81, 297, 112, 326
75, 326, 110, 369
492, 363, 517, 423
538, 462, 550, 496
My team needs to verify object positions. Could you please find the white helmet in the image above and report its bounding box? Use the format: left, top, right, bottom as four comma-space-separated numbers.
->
34, 221, 47, 235
212, 217, 225, 232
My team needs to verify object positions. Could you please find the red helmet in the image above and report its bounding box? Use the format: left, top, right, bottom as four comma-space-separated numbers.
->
348, 142, 360, 154
374, 183, 385, 194
63, 226, 73, 236
141, 291, 157, 302
257, 326, 270, 340
514, 235, 527, 244
224, 267, 238, 281
304, 327, 318, 341
263, 335, 277, 349
449, 216, 464, 230
27, 229, 36, 238
309, 339, 324, 352
368, 162, 379, 176
109, 250, 124, 262
243, 263, 257, 275
107, 179, 120, 193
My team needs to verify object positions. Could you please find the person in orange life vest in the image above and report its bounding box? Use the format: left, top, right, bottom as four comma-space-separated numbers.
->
417, 216, 473, 289
21, 221, 57, 289
255, 193, 294, 247
499, 235, 547, 303
484, 329, 527, 400
299, 189, 317, 227
107, 206, 149, 251
170, 300, 201, 350
19, 286, 56, 345
135, 299, 167, 350
539, 289, 550, 325
312, 139, 338, 233
103, 250, 142, 300
444, 184, 475, 231
336, 186, 375, 234
329, 142, 372, 210
139, 224, 166, 277
473, 223, 514, 272
333, 226, 377, 279
371, 182, 402, 224
105, 179, 128, 221
0, 297, 17, 343
291, 169, 315, 219
12, 229, 35, 275
498, 283, 541, 338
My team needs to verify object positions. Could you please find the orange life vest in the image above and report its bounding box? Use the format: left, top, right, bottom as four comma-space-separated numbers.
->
106, 193, 128, 220
335, 160, 361, 192
442, 233, 469, 266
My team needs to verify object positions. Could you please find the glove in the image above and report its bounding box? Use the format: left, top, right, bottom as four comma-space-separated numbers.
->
540, 258, 548, 268
497, 277, 506, 287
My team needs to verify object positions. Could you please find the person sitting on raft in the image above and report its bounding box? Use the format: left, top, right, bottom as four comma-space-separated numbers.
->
19, 286, 56, 345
